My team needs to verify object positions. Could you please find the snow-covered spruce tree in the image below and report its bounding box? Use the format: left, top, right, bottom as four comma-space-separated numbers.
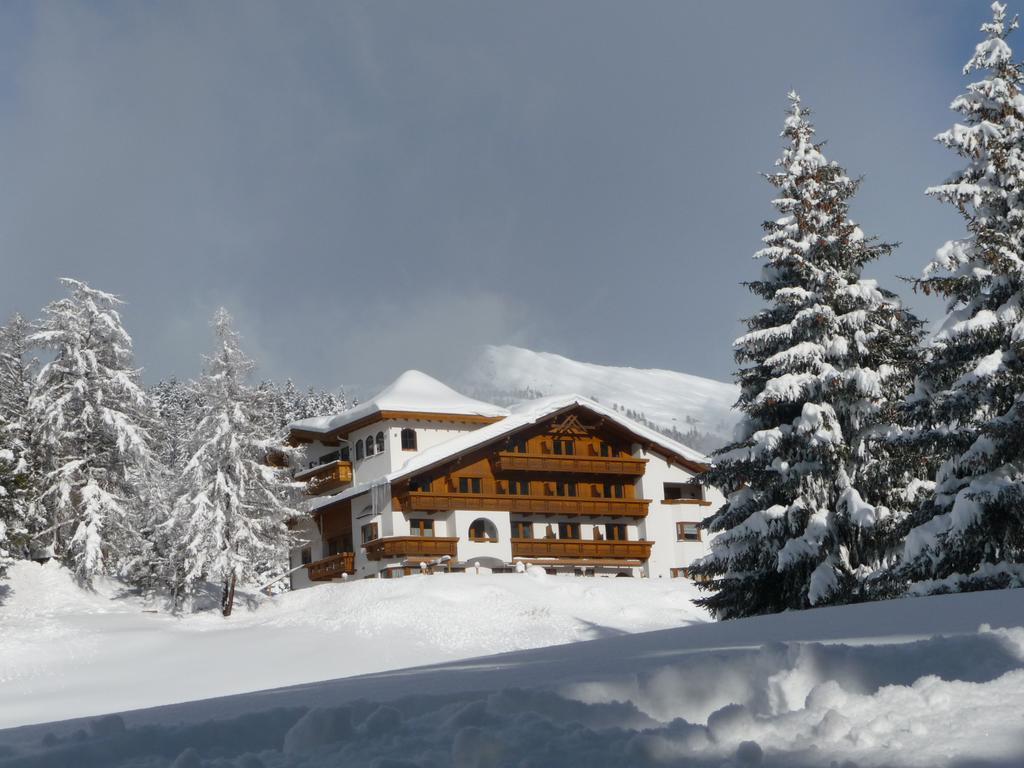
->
170, 309, 299, 615
690, 93, 924, 618
0, 314, 39, 572
27, 280, 159, 585
898, 3, 1024, 593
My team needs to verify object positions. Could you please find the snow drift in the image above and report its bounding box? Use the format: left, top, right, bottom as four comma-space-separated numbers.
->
2, 562, 1024, 766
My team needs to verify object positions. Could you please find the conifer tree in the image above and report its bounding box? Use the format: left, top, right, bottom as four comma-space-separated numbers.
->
170, 309, 298, 615
899, 3, 1024, 592
0, 314, 39, 571
27, 280, 158, 584
691, 94, 923, 617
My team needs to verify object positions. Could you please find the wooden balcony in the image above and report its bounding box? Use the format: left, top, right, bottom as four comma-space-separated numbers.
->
495, 452, 647, 476
511, 538, 653, 561
306, 552, 355, 581
396, 491, 651, 518
295, 460, 353, 495
364, 536, 460, 562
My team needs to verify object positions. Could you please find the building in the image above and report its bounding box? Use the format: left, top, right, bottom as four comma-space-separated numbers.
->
286, 370, 723, 588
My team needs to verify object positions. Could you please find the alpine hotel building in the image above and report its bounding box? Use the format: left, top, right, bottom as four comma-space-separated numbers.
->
287, 371, 724, 588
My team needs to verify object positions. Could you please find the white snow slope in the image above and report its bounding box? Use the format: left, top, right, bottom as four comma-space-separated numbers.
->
0, 560, 708, 730
2, 565, 1024, 767
463, 345, 740, 449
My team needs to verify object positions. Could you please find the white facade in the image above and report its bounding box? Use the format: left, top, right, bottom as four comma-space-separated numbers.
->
288, 371, 723, 587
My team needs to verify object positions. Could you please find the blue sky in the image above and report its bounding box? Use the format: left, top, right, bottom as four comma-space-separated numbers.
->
0, 1, 993, 394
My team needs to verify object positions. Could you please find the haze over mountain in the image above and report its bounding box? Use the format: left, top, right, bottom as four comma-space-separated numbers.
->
461, 345, 739, 454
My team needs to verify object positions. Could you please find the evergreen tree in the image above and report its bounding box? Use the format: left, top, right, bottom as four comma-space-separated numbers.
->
150, 377, 202, 472
170, 309, 298, 615
899, 3, 1024, 592
26, 280, 158, 584
691, 93, 923, 617
0, 314, 39, 571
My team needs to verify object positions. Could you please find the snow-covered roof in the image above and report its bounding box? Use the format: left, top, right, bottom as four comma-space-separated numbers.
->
310, 393, 711, 514
290, 370, 510, 438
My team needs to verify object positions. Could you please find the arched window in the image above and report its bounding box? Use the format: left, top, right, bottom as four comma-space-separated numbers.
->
355, 440, 364, 461
365, 436, 375, 456
401, 428, 418, 451
469, 518, 498, 542
376, 431, 385, 454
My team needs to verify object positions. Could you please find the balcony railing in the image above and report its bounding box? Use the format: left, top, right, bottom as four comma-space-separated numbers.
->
306, 552, 355, 581
494, 452, 647, 476
295, 460, 353, 495
364, 536, 460, 562
397, 491, 651, 518
511, 538, 653, 561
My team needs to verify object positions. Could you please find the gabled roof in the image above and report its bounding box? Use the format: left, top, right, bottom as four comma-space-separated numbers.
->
290, 370, 509, 442
309, 394, 711, 515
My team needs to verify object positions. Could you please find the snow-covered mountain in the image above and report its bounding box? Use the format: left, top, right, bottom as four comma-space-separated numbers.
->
461, 345, 739, 453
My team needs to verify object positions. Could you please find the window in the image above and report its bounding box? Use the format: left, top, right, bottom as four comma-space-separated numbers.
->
508, 479, 530, 496
676, 522, 701, 542
327, 537, 342, 556
365, 436, 375, 457
600, 442, 616, 458
511, 521, 532, 539
355, 440, 364, 461
458, 477, 482, 494
558, 522, 580, 539
556, 481, 577, 497
469, 518, 498, 542
376, 431, 385, 454
340, 446, 350, 462
665, 482, 703, 501
410, 477, 431, 492
401, 428, 418, 451
605, 524, 628, 541
409, 519, 434, 537
361, 522, 379, 545
552, 439, 574, 456
300, 547, 312, 565
507, 437, 528, 454
603, 482, 624, 499
318, 450, 340, 465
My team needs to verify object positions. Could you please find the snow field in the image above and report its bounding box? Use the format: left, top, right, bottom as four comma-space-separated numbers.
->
2, 564, 1024, 766
0, 561, 709, 729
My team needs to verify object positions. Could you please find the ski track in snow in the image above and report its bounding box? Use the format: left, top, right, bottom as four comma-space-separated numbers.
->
2, 562, 1024, 767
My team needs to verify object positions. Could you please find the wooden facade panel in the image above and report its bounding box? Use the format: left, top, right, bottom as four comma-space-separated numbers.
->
364, 536, 460, 561
511, 538, 653, 561
307, 552, 356, 581
396, 491, 651, 518
494, 452, 647, 476
300, 461, 353, 495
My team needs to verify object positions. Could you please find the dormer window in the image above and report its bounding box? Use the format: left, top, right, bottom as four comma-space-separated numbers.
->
401, 428, 417, 451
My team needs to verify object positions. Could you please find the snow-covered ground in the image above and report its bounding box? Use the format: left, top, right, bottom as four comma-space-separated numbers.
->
2, 563, 1024, 767
462, 345, 739, 450
0, 560, 708, 729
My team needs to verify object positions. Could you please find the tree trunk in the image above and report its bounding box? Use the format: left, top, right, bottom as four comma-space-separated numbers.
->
221, 571, 237, 617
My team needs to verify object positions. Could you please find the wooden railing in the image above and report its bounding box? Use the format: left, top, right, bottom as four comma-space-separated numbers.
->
495, 452, 647, 476
296, 460, 353, 495
306, 552, 355, 581
397, 491, 651, 519
364, 536, 460, 562
511, 538, 653, 561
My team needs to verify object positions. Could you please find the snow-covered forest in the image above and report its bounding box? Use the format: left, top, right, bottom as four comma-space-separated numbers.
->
692, 3, 1024, 618
3, 2, 1024, 632
0, 280, 348, 614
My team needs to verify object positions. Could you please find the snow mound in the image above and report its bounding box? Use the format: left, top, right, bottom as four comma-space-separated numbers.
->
0, 560, 708, 729
3, 588, 1024, 767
